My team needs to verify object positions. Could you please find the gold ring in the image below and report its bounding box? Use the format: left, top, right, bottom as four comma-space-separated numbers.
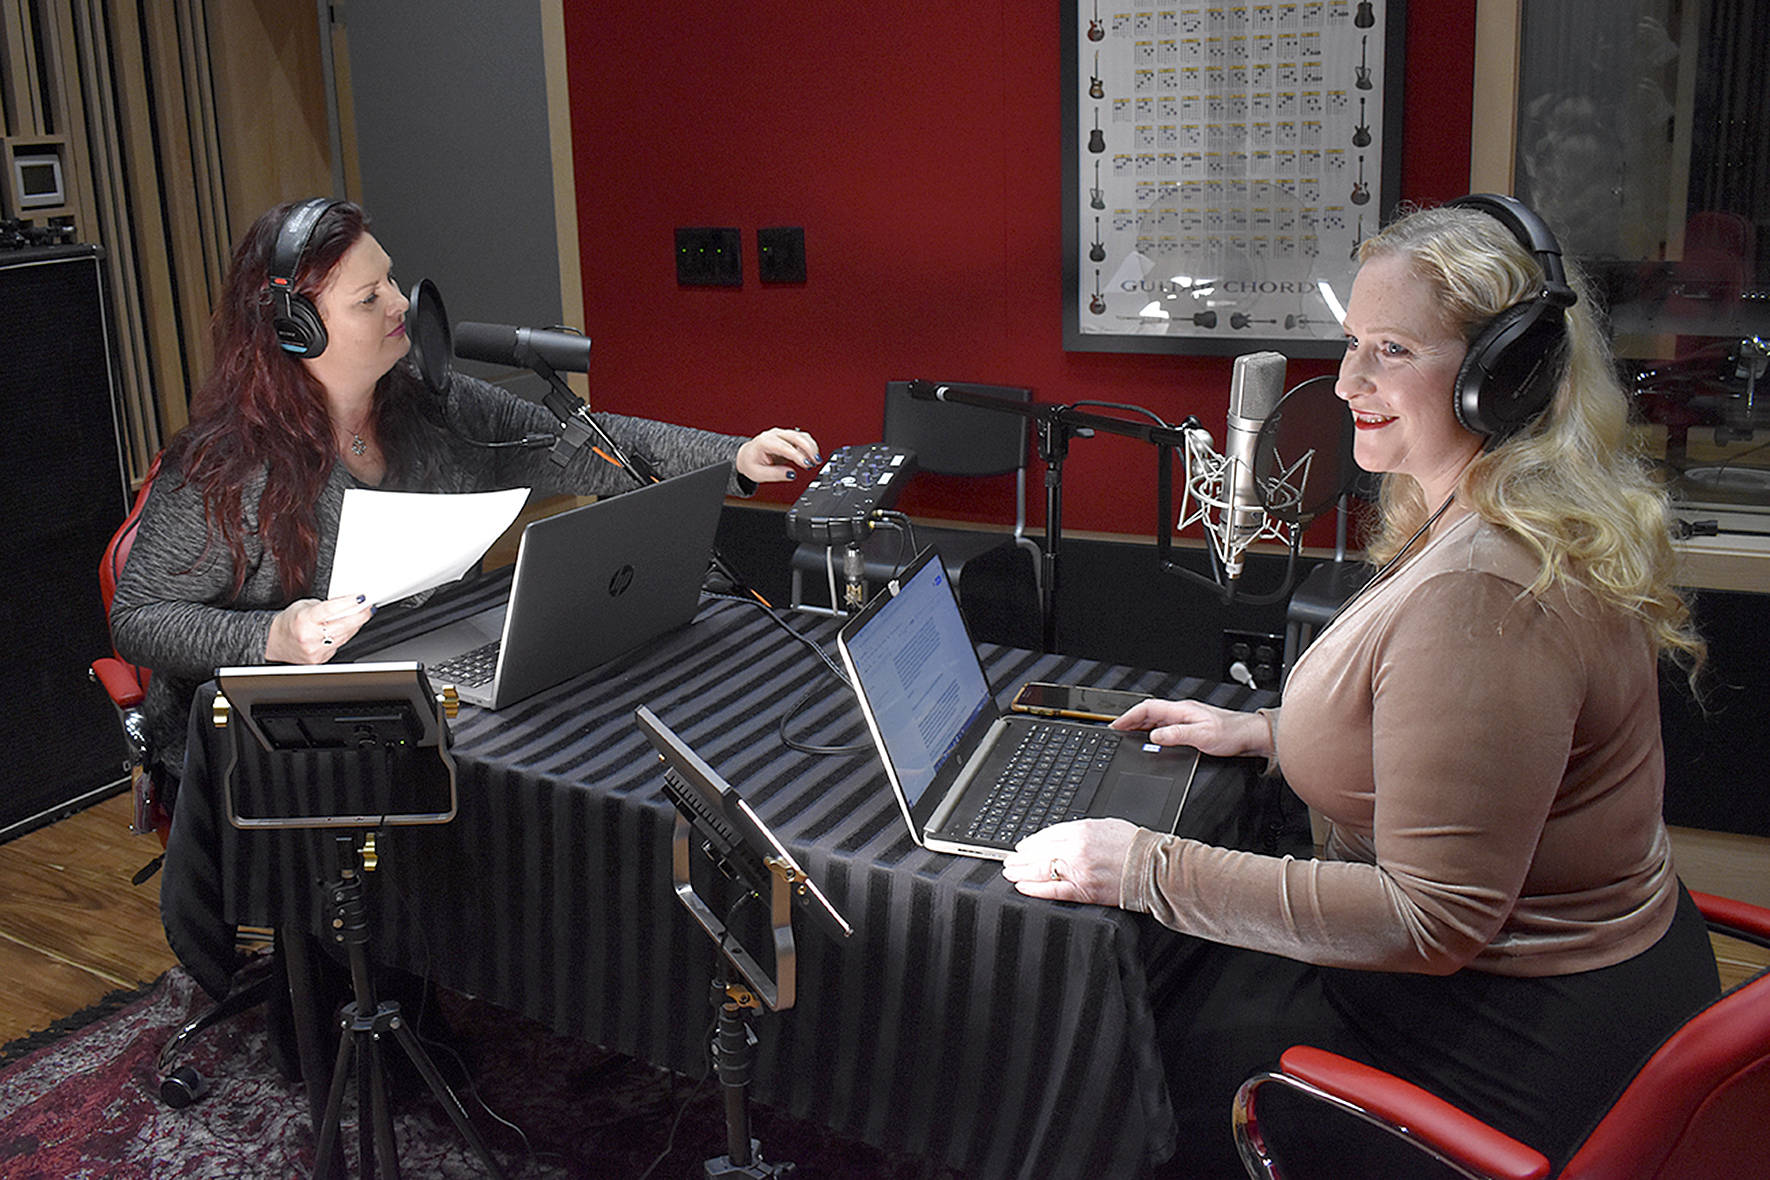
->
1050, 860, 1061, 881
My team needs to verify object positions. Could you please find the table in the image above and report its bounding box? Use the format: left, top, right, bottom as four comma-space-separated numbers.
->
161, 571, 1300, 1179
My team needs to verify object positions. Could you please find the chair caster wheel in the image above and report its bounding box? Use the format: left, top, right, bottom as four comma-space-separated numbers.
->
160, 1064, 209, 1108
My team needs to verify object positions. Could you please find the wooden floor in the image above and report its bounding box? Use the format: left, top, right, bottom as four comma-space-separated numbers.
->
1, 792, 1765, 1053
0, 791, 178, 1046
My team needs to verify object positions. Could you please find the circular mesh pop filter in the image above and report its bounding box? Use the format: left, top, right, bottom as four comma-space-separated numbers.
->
405, 278, 453, 394
1254, 374, 1366, 524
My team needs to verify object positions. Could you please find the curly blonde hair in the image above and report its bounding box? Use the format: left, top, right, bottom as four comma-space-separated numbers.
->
1357, 202, 1704, 675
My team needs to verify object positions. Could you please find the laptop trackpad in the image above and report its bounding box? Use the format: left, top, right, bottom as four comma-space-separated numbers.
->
1093, 771, 1184, 829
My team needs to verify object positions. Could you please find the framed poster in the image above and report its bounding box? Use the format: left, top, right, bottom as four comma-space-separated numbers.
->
1063, 1, 1406, 356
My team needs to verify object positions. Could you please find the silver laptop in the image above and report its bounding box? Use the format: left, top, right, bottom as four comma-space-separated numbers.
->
836, 547, 1197, 859
370, 461, 730, 709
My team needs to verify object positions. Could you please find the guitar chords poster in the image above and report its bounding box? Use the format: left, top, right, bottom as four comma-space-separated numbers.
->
1063, 1, 1405, 356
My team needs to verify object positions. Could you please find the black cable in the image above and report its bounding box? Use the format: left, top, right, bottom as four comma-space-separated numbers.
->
701, 591, 872, 757
867, 512, 918, 581
633, 1021, 716, 1180
385, 851, 539, 1167
778, 676, 873, 756
702, 589, 851, 688
1703, 433, 1769, 475
451, 433, 557, 450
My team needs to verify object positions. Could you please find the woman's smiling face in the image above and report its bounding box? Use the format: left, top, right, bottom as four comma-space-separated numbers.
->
1336, 252, 1484, 503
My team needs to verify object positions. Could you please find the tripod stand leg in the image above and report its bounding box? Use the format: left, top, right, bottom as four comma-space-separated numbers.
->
365, 1026, 398, 1180
313, 1015, 358, 1180
285, 930, 348, 1178
389, 1018, 507, 1178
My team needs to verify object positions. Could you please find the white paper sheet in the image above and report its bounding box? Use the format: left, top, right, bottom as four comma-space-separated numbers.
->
326, 486, 532, 606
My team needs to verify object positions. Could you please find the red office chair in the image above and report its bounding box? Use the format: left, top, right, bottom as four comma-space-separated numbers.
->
1233, 889, 1770, 1180
90, 454, 167, 843
89, 455, 280, 1107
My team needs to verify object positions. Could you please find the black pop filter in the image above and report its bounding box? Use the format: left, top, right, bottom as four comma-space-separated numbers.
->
1254, 374, 1367, 524
405, 278, 452, 395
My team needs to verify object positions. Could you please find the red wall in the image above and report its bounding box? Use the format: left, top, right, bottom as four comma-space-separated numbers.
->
562, 2, 1477, 536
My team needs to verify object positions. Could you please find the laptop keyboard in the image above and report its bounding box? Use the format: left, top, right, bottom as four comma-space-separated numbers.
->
430, 640, 500, 688
964, 724, 1118, 844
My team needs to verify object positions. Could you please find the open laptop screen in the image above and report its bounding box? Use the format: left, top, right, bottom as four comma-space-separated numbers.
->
840, 553, 993, 808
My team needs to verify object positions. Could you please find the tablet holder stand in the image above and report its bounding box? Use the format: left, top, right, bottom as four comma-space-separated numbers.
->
635, 705, 852, 1180
213, 662, 504, 1180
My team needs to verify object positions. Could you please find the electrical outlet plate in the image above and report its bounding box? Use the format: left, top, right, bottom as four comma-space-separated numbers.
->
1221, 630, 1284, 690
757, 226, 806, 283
675, 227, 742, 286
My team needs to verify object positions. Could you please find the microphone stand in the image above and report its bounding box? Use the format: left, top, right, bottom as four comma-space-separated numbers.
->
907, 382, 1193, 651
518, 350, 762, 601
520, 350, 659, 481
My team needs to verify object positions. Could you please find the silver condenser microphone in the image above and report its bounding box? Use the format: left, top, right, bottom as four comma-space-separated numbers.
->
1222, 351, 1289, 580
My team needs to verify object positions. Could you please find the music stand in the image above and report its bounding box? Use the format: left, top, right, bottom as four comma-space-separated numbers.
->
635, 705, 852, 1179
213, 661, 504, 1180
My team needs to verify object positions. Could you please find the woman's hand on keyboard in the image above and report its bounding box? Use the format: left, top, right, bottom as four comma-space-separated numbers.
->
1002, 818, 1138, 905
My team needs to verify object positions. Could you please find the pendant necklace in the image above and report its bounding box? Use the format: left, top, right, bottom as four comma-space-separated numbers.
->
339, 413, 370, 457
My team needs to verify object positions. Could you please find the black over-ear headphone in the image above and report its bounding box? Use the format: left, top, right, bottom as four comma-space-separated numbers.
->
1445, 193, 1578, 439
266, 197, 342, 358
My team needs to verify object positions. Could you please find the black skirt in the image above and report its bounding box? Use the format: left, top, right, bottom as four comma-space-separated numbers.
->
1144, 883, 1720, 1178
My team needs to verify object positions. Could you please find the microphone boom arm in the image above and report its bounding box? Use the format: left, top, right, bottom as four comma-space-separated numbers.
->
906, 380, 1309, 620
524, 351, 659, 485
906, 380, 1193, 649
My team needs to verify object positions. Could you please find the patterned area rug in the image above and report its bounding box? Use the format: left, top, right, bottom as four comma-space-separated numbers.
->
0, 965, 963, 1179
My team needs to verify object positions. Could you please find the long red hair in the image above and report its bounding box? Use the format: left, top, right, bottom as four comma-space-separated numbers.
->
163, 200, 435, 598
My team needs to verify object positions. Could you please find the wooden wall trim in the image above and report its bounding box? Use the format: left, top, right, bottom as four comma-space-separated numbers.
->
541, 0, 585, 397
1469, 0, 1520, 192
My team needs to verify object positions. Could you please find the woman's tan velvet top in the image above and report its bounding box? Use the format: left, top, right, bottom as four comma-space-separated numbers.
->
1122, 512, 1679, 976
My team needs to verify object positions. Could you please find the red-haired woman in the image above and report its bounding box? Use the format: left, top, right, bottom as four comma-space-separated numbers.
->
111, 198, 818, 799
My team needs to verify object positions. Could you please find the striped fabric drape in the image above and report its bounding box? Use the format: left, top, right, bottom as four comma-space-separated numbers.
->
165, 579, 1290, 1179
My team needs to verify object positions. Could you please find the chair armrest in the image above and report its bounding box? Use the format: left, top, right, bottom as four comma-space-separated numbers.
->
1278, 1046, 1552, 1180
1691, 889, 1770, 948
92, 657, 146, 709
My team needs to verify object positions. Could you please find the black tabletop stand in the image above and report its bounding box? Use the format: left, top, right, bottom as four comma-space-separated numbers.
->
211, 662, 503, 1179
702, 939, 789, 1177
312, 834, 506, 1180
635, 705, 852, 1180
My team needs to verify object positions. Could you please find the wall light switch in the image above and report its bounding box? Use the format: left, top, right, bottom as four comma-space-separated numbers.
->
675, 227, 742, 286
757, 226, 806, 283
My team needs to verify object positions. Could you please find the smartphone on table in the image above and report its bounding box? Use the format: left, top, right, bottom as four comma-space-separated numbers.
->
1008, 681, 1152, 724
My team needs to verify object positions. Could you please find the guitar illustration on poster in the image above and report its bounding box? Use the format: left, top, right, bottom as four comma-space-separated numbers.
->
1068, 0, 1389, 352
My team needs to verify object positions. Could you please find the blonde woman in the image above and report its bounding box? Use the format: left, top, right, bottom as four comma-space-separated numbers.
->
1004, 197, 1716, 1176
